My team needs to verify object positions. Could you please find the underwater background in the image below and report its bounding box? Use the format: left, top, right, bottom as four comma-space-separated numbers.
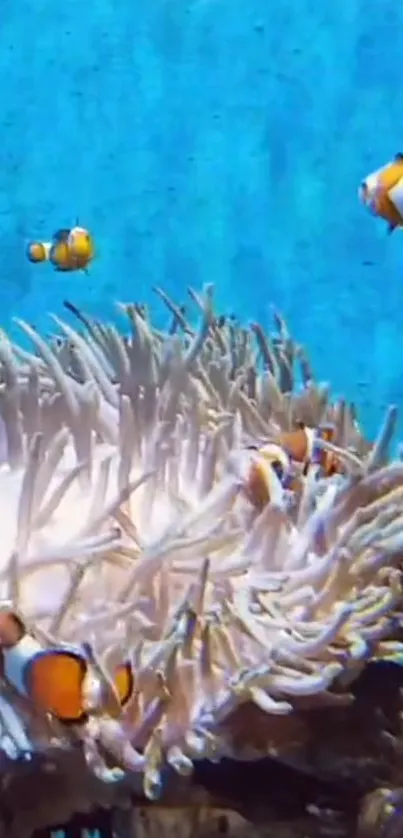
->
2, 0, 402, 437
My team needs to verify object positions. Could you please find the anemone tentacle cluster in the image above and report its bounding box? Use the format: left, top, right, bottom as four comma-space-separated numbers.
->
0, 285, 401, 835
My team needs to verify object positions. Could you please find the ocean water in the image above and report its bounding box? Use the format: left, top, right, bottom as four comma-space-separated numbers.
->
1, 0, 403, 437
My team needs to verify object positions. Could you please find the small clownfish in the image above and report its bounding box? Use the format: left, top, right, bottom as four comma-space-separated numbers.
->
26, 226, 94, 272
276, 424, 343, 477
0, 609, 133, 725
258, 442, 305, 493
359, 153, 403, 234
234, 443, 293, 511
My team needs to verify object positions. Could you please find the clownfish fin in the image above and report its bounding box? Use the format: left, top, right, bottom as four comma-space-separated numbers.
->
52, 228, 70, 243
387, 223, 397, 235
0, 610, 26, 647
395, 153, 403, 161
113, 661, 134, 708
24, 648, 88, 724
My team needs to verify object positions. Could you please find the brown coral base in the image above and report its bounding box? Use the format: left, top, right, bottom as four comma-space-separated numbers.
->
27, 756, 357, 838
32, 809, 328, 838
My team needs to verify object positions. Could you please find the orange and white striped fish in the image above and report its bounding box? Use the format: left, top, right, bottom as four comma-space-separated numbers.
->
0, 609, 133, 725
229, 426, 343, 513
230, 443, 297, 511
276, 424, 343, 477
26, 226, 94, 272
359, 153, 403, 234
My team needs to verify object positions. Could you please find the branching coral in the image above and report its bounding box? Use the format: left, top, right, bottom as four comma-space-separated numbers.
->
0, 286, 401, 836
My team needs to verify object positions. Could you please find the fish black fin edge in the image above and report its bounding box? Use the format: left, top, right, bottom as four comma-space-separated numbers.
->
53, 228, 71, 243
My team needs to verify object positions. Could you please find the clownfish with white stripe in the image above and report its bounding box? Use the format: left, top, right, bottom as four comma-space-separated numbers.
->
359, 153, 403, 234
228, 425, 343, 513
230, 443, 301, 511
26, 226, 94, 273
242, 443, 292, 510
0, 609, 133, 724
277, 423, 343, 477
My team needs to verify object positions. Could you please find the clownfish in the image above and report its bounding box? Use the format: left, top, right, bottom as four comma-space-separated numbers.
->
230, 443, 295, 511
26, 226, 94, 272
276, 424, 343, 477
359, 153, 403, 234
229, 428, 342, 513
0, 609, 133, 724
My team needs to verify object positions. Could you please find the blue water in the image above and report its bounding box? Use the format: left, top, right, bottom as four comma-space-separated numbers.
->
1, 0, 402, 436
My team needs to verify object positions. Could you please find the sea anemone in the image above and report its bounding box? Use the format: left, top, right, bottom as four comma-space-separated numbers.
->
0, 285, 402, 837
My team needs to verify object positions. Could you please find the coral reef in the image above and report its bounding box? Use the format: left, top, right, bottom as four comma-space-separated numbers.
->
0, 286, 401, 836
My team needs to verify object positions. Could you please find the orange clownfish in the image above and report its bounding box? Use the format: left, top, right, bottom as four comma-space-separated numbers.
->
359, 153, 403, 234
276, 424, 343, 477
26, 226, 94, 272
0, 609, 133, 725
232, 443, 295, 511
